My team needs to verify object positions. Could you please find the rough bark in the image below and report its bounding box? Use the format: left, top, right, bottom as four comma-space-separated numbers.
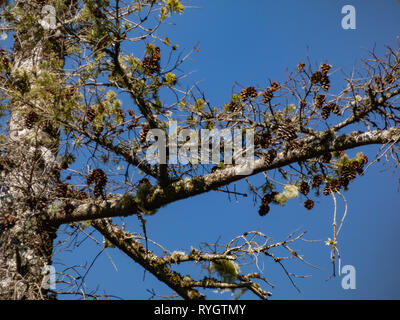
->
0, 1, 64, 299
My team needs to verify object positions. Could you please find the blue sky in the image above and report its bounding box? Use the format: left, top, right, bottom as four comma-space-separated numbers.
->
54, 0, 400, 300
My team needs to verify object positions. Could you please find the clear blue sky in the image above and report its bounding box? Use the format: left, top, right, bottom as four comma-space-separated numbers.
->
55, 0, 400, 300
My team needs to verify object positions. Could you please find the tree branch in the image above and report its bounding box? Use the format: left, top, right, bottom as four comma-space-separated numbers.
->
49, 127, 399, 225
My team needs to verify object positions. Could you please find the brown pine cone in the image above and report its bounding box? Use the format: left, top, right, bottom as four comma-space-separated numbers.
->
304, 199, 314, 210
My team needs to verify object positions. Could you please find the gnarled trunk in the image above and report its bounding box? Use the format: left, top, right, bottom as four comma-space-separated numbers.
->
0, 1, 66, 299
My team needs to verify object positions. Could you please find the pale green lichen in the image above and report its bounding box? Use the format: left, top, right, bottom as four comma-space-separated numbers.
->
274, 184, 299, 206
210, 259, 240, 283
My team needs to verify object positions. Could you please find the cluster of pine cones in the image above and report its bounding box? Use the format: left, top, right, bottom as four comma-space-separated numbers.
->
87, 169, 108, 198
323, 156, 368, 195
240, 86, 258, 101
143, 46, 161, 75
309, 63, 331, 91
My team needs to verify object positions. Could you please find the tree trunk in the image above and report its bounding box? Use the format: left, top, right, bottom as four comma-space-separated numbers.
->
0, 1, 65, 299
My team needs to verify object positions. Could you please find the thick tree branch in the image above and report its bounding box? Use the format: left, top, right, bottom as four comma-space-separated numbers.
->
92, 219, 205, 300
48, 127, 399, 225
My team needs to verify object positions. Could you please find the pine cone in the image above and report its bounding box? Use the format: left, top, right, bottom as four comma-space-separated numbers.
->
312, 174, 323, 188
297, 62, 305, 72
323, 179, 341, 195
264, 149, 277, 166
339, 177, 350, 188
299, 181, 310, 196
340, 166, 356, 181
262, 89, 274, 103
270, 82, 279, 91
142, 47, 161, 75
86, 107, 96, 122
321, 63, 332, 74
321, 105, 331, 120
87, 169, 107, 198
320, 74, 330, 91
310, 71, 323, 85
276, 119, 297, 141
360, 155, 368, 165
240, 87, 258, 101
315, 94, 326, 109
139, 124, 150, 144
304, 199, 314, 210
258, 203, 270, 216
87, 169, 107, 186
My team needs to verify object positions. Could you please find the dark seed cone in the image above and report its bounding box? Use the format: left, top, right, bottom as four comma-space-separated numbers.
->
86, 107, 96, 122
312, 174, 323, 188
262, 89, 274, 103
142, 56, 160, 74
304, 199, 314, 210
320, 75, 330, 91
297, 62, 305, 72
351, 160, 362, 170
240, 86, 258, 101
299, 181, 310, 196
25, 110, 39, 129
264, 149, 277, 166
310, 71, 323, 85
143, 47, 161, 75
87, 169, 107, 187
258, 203, 270, 216
88, 169, 107, 198
139, 124, 150, 144
276, 119, 297, 141
321, 63, 332, 74
321, 105, 331, 120
360, 155, 368, 165
270, 82, 279, 91
340, 166, 356, 181
315, 94, 326, 109
339, 177, 350, 188
323, 179, 341, 195
356, 167, 364, 176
